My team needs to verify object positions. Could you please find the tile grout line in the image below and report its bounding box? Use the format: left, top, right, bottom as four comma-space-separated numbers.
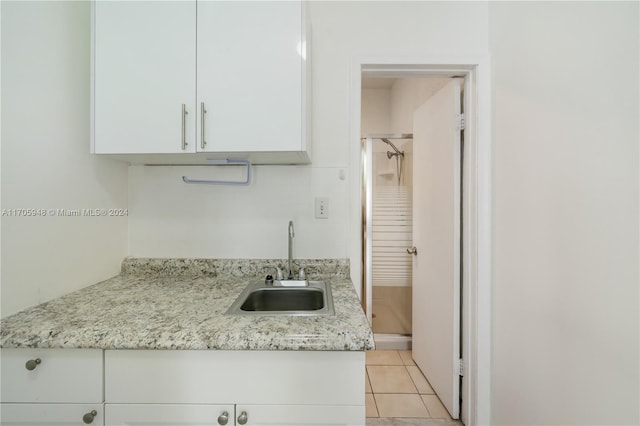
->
367, 350, 433, 419
404, 364, 432, 416
366, 350, 459, 422
371, 392, 380, 418
365, 365, 380, 418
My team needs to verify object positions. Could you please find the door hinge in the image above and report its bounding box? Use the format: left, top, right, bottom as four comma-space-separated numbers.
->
456, 113, 466, 131
458, 358, 465, 376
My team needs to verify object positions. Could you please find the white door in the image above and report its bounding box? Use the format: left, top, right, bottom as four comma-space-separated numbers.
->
411, 79, 462, 419
197, 1, 303, 153
93, 1, 196, 154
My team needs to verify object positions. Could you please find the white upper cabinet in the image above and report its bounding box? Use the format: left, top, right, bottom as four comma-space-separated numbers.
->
92, 1, 311, 164
93, 1, 197, 154
197, 1, 304, 154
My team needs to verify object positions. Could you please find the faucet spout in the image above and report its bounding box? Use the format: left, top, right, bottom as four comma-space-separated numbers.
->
288, 220, 295, 279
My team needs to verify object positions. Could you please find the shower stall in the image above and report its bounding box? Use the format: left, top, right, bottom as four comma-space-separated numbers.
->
363, 134, 414, 350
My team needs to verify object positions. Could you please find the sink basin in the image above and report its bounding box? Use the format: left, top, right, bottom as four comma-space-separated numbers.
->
225, 280, 335, 316
241, 288, 323, 311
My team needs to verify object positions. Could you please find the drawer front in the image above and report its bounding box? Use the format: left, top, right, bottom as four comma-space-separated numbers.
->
105, 404, 234, 426
235, 404, 364, 426
105, 350, 364, 405
1, 403, 104, 425
0, 348, 103, 403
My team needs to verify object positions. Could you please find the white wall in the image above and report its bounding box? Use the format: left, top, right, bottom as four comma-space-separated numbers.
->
361, 88, 391, 136
362, 84, 416, 187
489, 2, 639, 424
0, 1, 128, 317
128, 165, 348, 259
128, 1, 490, 290
390, 77, 448, 134
388, 77, 449, 188
313, 0, 488, 301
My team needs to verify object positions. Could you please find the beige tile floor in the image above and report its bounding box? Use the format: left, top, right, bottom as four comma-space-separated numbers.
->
365, 350, 457, 422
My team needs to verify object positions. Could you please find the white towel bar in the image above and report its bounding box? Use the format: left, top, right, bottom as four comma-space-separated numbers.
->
182, 159, 252, 186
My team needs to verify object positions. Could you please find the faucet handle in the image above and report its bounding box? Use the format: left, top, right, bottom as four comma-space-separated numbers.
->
299, 267, 306, 280
264, 266, 284, 280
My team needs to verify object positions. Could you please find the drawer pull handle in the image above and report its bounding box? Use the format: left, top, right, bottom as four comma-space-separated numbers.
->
25, 358, 41, 371
237, 411, 248, 425
82, 410, 97, 424
217, 411, 229, 425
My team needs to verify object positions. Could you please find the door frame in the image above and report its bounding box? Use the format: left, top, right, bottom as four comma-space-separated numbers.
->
348, 56, 491, 426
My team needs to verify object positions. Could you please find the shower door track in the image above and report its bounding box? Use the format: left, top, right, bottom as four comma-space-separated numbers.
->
373, 333, 412, 351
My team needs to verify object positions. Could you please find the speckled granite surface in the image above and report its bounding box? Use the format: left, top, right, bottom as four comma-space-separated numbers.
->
0, 258, 374, 351
120, 257, 351, 279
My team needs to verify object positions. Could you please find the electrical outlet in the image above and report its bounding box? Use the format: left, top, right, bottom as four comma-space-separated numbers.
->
315, 197, 329, 219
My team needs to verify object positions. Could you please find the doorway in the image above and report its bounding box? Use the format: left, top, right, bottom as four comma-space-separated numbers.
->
362, 76, 463, 420
350, 58, 491, 426
362, 77, 452, 350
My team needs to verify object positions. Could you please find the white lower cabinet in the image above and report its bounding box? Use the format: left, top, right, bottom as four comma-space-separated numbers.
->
104, 350, 366, 426
233, 404, 363, 425
0, 348, 103, 403
0, 349, 365, 425
1, 404, 103, 425
0, 348, 104, 425
105, 404, 362, 426
105, 404, 233, 425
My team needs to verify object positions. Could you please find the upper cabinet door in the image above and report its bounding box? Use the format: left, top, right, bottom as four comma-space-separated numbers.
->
93, 1, 196, 154
197, 1, 305, 153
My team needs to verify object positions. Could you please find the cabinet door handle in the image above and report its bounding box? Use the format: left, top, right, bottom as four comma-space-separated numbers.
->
237, 411, 248, 425
25, 358, 41, 371
82, 410, 97, 424
200, 102, 207, 149
181, 104, 188, 150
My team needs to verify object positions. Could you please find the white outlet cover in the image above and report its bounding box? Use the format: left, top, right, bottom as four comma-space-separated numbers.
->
315, 197, 329, 219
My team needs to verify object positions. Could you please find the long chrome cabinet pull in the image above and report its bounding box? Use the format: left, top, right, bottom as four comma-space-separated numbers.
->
200, 102, 207, 149
181, 104, 188, 150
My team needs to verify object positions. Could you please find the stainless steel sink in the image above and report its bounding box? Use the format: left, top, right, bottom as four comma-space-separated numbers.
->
225, 280, 335, 316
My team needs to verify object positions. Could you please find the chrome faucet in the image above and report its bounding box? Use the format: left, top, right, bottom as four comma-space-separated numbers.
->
287, 220, 295, 279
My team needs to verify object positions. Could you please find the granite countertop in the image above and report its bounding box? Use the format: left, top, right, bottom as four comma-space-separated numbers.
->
0, 258, 375, 351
